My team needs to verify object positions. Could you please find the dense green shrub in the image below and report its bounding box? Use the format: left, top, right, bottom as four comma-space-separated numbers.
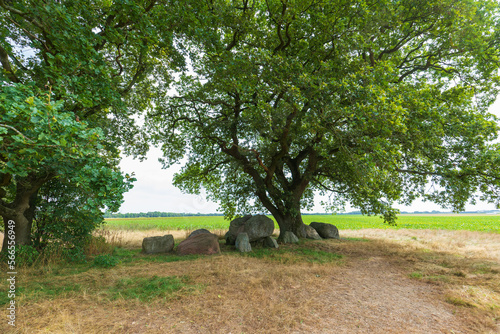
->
32, 179, 105, 251
15, 245, 40, 266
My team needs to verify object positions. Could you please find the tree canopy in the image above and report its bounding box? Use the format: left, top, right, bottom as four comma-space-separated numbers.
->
148, 0, 500, 240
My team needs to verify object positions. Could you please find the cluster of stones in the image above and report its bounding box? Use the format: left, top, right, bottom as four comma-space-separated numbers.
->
141, 215, 340, 256
225, 215, 340, 253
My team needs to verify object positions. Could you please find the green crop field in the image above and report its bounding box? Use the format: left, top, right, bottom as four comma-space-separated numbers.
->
104, 214, 500, 233
104, 216, 229, 231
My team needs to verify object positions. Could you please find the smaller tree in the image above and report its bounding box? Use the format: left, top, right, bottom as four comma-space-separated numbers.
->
0, 82, 133, 252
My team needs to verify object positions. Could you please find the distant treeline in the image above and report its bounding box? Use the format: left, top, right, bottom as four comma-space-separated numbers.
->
104, 212, 225, 218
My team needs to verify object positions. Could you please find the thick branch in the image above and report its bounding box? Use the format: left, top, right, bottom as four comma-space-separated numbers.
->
0, 0, 45, 30
225, 29, 240, 51
221, 141, 284, 213
119, 42, 151, 95
248, 149, 269, 173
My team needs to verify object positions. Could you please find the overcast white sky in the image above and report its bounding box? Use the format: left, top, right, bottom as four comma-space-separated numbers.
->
117, 98, 500, 214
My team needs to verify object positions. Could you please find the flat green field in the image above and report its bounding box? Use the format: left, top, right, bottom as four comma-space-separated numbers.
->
104, 214, 500, 233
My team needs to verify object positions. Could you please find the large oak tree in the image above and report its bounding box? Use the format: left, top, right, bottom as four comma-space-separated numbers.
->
149, 0, 500, 240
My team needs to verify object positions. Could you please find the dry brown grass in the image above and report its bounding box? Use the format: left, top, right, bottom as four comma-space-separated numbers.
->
342, 229, 500, 262
1, 229, 499, 333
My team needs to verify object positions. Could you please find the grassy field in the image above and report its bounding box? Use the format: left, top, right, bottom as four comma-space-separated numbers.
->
1, 231, 499, 333
104, 214, 500, 233
1, 214, 500, 333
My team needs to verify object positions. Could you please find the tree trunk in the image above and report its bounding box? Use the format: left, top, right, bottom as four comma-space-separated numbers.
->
273, 202, 307, 241
23, 191, 38, 228
1, 186, 38, 253
2, 211, 32, 252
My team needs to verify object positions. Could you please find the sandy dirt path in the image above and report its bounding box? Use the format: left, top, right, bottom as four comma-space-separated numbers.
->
300, 256, 468, 333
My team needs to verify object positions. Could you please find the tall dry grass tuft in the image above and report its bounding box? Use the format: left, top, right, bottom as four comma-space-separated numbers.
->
109, 229, 189, 248
86, 229, 124, 256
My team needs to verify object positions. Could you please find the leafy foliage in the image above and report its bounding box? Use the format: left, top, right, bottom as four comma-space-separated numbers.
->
0, 0, 184, 155
1, 83, 111, 178
14, 244, 40, 266
32, 176, 131, 254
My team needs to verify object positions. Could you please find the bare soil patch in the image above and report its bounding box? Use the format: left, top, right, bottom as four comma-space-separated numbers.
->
1, 229, 499, 333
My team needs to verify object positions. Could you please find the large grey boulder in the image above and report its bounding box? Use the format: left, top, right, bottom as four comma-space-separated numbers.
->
177, 233, 220, 256
309, 222, 340, 239
235, 233, 252, 253
280, 231, 299, 244
304, 224, 322, 240
228, 215, 274, 243
142, 235, 174, 254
